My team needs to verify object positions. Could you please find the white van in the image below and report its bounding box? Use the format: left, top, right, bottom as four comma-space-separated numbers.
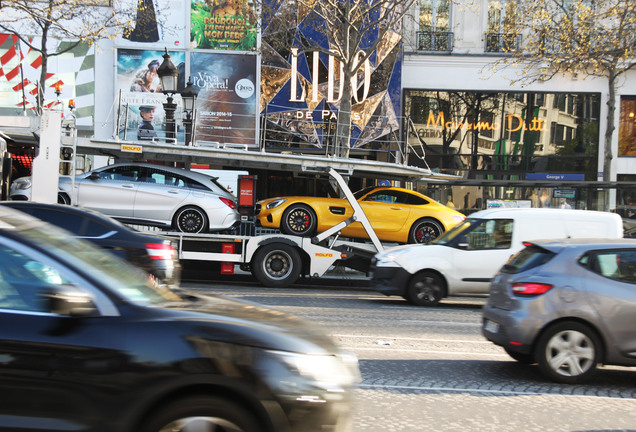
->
369, 208, 623, 306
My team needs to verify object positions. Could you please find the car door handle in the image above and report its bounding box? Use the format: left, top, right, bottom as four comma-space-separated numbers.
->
122, 184, 134, 189
390, 207, 402, 210
168, 190, 179, 194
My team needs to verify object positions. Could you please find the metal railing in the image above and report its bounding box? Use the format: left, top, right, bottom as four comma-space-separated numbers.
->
417, 31, 454, 52
485, 33, 522, 53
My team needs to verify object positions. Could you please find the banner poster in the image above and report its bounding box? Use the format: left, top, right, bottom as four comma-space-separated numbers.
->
118, 0, 187, 48
190, 51, 257, 146
0, 34, 94, 126
259, 0, 402, 150
190, 0, 257, 51
116, 48, 187, 142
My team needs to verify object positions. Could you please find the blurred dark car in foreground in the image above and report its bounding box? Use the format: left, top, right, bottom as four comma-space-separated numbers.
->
0, 201, 181, 288
0, 206, 359, 432
483, 238, 636, 384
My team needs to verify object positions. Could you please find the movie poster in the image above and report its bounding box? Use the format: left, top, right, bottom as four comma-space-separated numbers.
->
190, 0, 257, 51
116, 48, 186, 142
118, 0, 187, 48
190, 52, 257, 146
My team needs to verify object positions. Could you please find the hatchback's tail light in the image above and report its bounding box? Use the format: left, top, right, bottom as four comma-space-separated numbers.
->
145, 243, 176, 260
511, 282, 553, 296
219, 197, 237, 209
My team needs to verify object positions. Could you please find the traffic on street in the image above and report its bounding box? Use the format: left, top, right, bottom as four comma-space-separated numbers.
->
185, 278, 636, 432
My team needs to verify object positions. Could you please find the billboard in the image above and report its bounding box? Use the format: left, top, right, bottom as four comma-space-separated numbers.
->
118, 0, 188, 48
190, 0, 257, 51
190, 51, 257, 146
116, 48, 187, 142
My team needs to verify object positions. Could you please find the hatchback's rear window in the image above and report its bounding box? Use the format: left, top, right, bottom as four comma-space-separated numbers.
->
501, 245, 555, 274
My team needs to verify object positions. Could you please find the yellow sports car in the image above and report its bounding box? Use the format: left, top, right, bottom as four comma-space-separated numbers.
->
256, 186, 466, 244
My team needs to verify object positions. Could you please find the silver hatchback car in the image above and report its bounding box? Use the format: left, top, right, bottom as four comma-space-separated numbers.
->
10, 163, 239, 234
482, 238, 636, 384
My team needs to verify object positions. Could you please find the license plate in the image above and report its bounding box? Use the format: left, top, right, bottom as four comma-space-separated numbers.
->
484, 319, 499, 334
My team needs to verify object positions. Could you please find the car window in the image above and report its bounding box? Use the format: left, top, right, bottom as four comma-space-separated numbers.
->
465, 219, 513, 250
501, 245, 555, 274
144, 169, 187, 188
97, 166, 142, 181
18, 208, 113, 238
0, 244, 69, 312
586, 249, 636, 283
0, 213, 181, 306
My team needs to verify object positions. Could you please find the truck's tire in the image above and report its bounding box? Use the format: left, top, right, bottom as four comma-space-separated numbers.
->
252, 243, 302, 287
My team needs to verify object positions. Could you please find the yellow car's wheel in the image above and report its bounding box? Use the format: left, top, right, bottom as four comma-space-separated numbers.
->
409, 218, 443, 244
281, 204, 317, 236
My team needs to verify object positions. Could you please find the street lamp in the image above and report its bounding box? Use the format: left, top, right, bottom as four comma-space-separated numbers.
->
157, 48, 178, 141
181, 78, 198, 146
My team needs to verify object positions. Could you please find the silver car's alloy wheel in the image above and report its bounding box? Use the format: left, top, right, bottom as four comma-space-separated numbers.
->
158, 416, 244, 432
175, 207, 208, 233
536, 322, 601, 384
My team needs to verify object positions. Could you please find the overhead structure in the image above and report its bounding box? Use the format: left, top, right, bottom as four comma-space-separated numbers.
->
82, 138, 458, 182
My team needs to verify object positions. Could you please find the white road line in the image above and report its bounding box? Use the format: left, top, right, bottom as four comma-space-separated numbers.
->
345, 347, 507, 356
333, 335, 491, 344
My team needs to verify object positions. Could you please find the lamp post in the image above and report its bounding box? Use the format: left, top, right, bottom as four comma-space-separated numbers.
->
181, 78, 198, 146
157, 48, 178, 141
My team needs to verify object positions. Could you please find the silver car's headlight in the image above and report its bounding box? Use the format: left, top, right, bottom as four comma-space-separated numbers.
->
266, 198, 287, 209
11, 178, 32, 191
268, 350, 360, 387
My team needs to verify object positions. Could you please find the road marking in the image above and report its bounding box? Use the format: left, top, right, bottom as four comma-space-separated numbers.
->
332, 334, 491, 344
357, 384, 636, 400
346, 347, 507, 356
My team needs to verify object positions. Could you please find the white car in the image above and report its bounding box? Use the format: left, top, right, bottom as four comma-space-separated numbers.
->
10, 163, 239, 233
370, 208, 623, 306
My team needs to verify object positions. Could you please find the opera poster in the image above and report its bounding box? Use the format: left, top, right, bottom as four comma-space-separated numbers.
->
190, 0, 257, 51
116, 48, 186, 142
190, 51, 257, 146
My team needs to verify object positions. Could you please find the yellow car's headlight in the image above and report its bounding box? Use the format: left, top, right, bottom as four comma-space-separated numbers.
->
266, 199, 287, 209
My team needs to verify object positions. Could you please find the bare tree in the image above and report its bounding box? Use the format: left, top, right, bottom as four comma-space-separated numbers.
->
490, 0, 636, 183
0, 0, 140, 112
263, 0, 417, 157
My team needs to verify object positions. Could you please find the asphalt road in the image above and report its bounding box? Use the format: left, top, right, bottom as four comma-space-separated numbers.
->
183, 279, 636, 432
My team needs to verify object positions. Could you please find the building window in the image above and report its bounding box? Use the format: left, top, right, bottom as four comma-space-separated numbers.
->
486, 0, 520, 53
619, 96, 636, 156
418, 0, 453, 52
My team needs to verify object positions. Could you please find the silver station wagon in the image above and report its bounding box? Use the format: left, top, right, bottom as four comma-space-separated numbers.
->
10, 163, 239, 234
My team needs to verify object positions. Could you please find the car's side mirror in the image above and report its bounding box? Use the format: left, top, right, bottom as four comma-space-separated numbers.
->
456, 235, 469, 249
88, 172, 100, 181
39, 286, 97, 317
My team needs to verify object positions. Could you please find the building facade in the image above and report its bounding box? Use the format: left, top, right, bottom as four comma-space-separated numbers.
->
0, 0, 634, 213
